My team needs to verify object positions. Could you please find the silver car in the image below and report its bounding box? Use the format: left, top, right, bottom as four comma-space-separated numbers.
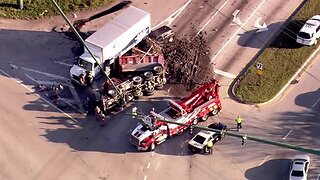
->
289, 154, 310, 180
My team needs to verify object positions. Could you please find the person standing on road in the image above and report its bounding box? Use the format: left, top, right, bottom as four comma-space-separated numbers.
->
85, 70, 94, 88
235, 116, 243, 131
206, 140, 213, 154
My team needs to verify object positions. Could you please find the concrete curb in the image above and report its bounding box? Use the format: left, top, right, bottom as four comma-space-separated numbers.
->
232, 44, 320, 106
260, 45, 320, 105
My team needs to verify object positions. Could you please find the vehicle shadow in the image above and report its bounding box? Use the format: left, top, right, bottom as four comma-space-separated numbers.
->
37, 97, 197, 155
245, 159, 291, 180
237, 20, 305, 49
295, 88, 320, 110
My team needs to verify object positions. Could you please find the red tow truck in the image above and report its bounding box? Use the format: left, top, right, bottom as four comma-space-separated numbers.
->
130, 78, 222, 151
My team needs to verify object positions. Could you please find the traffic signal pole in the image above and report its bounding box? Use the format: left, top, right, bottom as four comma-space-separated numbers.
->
131, 113, 320, 156
49, 0, 119, 94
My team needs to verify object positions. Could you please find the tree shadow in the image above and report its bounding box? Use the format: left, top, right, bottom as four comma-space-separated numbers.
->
245, 159, 291, 180
73, 1, 132, 31
0, 3, 17, 9
237, 20, 305, 49
88, 1, 132, 21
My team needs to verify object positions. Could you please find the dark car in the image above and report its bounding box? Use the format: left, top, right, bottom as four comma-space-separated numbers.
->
208, 122, 227, 140
208, 122, 227, 131
149, 25, 174, 44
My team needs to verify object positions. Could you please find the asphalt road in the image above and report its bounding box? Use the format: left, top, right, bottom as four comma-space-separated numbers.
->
1, 0, 320, 180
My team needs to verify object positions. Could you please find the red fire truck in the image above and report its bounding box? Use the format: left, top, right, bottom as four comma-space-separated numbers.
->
130, 78, 222, 151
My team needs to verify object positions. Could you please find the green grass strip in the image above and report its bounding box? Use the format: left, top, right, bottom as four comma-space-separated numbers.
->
235, 0, 320, 103
0, 0, 115, 19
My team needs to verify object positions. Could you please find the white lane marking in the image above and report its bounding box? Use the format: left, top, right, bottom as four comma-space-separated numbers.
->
231, 9, 242, 25
259, 155, 269, 166
25, 72, 85, 114
196, 0, 230, 36
153, 0, 192, 29
25, 73, 58, 86
210, 0, 266, 63
214, 69, 236, 79
54, 61, 73, 67
151, 152, 155, 157
0, 68, 79, 123
282, 130, 293, 140
154, 162, 160, 170
10, 63, 69, 81
144, 175, 147, 180
147, 162, 151, 169
312, 98, 320, 108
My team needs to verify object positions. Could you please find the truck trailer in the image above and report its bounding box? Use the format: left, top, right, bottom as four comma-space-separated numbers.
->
70, 6, 151, 84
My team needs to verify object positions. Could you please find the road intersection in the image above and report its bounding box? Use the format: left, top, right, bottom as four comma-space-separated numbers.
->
1, 0, 320, 179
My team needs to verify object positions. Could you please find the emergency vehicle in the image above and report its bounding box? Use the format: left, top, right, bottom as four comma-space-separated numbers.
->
130, 79, 222, 151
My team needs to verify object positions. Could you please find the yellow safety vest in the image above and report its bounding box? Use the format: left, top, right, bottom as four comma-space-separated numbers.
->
207, 140, 213, 148
235, 117, 242, 123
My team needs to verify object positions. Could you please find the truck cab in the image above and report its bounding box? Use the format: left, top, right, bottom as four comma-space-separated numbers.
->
70, 53, 104, 83
130, 113, 169, 151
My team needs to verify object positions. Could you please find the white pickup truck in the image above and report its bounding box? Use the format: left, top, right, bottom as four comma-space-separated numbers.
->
70, 6, 151, 84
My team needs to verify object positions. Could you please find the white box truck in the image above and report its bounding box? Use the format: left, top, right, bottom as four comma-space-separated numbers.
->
70, 6, 151, 84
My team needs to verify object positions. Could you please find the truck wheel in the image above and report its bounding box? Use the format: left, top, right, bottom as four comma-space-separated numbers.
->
145, 89, 155, 96
192, 119, 198, 125
149, 142, 156, 151
155, 84, 164, 90
153, 66, 163, 76
133, 76, 142, 85
107, 89, 117, 98
201, 114, 209, 122
210, 109, 219, 116
144, 71, 153, 81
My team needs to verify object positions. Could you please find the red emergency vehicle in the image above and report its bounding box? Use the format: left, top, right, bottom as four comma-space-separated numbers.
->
130, 78, 222, 151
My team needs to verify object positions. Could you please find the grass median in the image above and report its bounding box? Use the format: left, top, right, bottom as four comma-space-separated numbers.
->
0, 0, 115, 19
235, 0, 320, 104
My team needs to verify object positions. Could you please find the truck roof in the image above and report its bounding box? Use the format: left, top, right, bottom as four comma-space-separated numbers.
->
85, 6, 150, 48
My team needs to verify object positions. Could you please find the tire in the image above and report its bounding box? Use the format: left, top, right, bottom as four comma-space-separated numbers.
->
210, 109, 219, 116
155, 84, 164, 90
153, 66, 163, 76
192, 119, 198, 125
149, 142, 156, 151
144, 71, 153, 81
107, 89, 117, 98
145, 90, 155, 96
132, 76, 142, 85
201, 114, 209, 122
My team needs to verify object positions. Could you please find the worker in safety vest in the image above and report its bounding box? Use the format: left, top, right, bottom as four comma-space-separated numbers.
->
235, 116, 243, 131
206, 140, 213, 154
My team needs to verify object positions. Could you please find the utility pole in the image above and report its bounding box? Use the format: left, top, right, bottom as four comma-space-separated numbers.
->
130, 112, 320, 156
17, 0, 23, 10
49, 0, 120, 94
